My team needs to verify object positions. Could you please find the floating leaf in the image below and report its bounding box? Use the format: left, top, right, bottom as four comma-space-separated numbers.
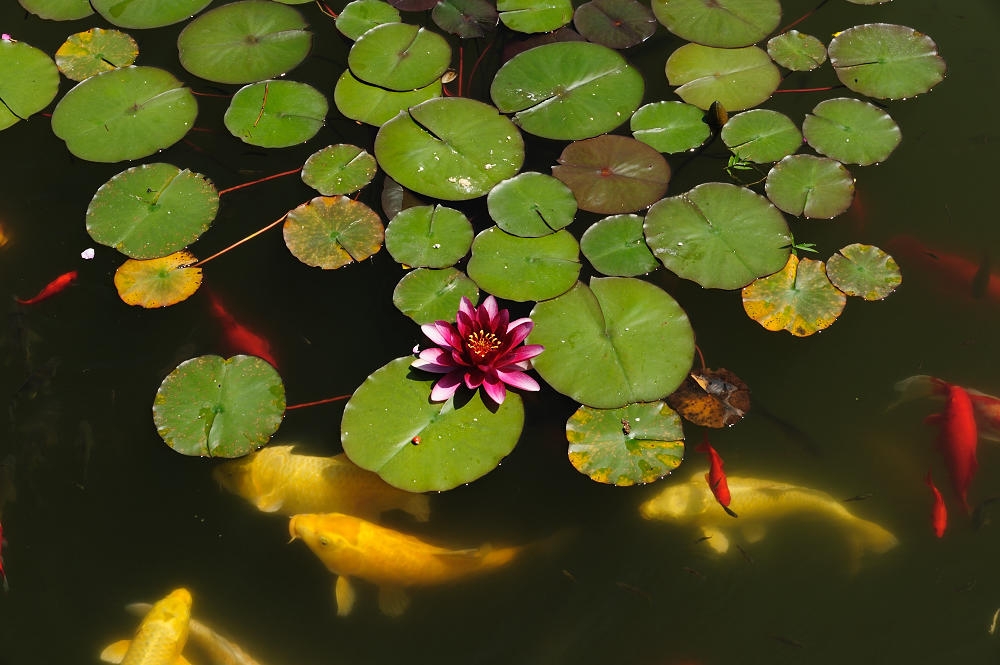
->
388, 0, 437, 10
567, 401, 684, 486
432, 0, 498, 38
764, 155, 854, 219
630, 101, 711, 154
528, 278, 694, 409
336, 0, 402, 40
0, 38, 60, 131
487, 172, 577, 237
573, 0, 656, 49
721, 109, 802, 164
177, 0, 311, 85
374, 97, 525, 201
552, 135, 670, 214
349, 23, 451, 91
302, 145, 377, 196
224, 80, 327, 148
384, 205, 473, 268
491, 41, 644, 140
91, 0, 210, 28
767, 30, 827, 71
467, 227, 580, 302
55, 29, 138, 82
153, 355, 285, 458
114, 250, 203, 308
87, 163, 219, 259
392, 267, 480, 324
666, 368, 750, 428
665, 44, 780, 112
18, 0, 93, 20
283, 196, 384, 269
342, 356, 524, 491
742, 254, 846, 336
802, 97, 901, 166
644, 183, 792, 289
51, 66, 197, 162
829, 23, 946, 100
334, 70, 441, 127
580, 214, 658, 277
652, 0, 781, 48
826, 243, 901, 301
498, 0, 573, 33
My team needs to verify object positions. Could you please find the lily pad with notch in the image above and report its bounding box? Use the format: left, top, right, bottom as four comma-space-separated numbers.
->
573, 0, 656, 50
630, 101, 711, 154
284, 196, 384, 269
55, 29, 138, 82
18, 0, 93, 20
392, 267, 480, 324
225, 80, 327, 148
580, 214, 658, 277
498, 0, 573, 33
802, 97, 901, 166
767, 30, 827, 72
302, 145, 377, 196
114, 250, 203, 308
432, 0, 498, 38
487, 172, 577, 237
349, 22, 451, 91
336, 0, 402, 40
92, 0, 210, 28
652, 0, 781, 48
334, 70, 441, 127
765, 154, 854, 219
467, 226, 580, 302
826, 243, 901, 300
385, 205, 473, 268
829, 23, 946, 100
0, 38, 60, 131
721, 109, 802, 164
666, 44, 780, 112
742, 254, 846, 336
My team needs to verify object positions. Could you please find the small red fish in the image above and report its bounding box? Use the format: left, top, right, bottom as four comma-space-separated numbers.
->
926, 379, 978, 512
924, 472, 947, 538
206, 291, 278, 368
695, 435, 736, 517
885, 235, 1000, 303
0, 522, 7, 591
15, 270, 78, 305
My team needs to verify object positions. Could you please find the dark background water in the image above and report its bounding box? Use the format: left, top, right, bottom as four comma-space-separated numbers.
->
1, 1, 999, 664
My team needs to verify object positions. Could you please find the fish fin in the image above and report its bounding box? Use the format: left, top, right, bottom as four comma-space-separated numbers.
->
100, 640, 131, 664
702, 527, 729, 553
254, 491, 284, 513
378, 586, 410, 617
334, 576, 355, 617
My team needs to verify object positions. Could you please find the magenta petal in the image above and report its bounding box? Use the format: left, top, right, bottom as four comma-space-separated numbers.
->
422, 321, 458, 347
430, 372, 463, 401
458, 296, 475, 319
464, 367, 486, 389
482, 377, 507, 404
496, 368, 540, 391
505, 320, 534, 347
504, 344, 544, 364
481, 295, 498, 322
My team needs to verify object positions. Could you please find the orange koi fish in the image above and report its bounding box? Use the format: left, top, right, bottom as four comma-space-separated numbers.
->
893, 375, 1000, 442
15, 270, 77, 305
695, 435, 736, 517
0, 522, 7, 591
924, 472, 947, 538
206, 291, 278, 368
925, 378, 978, 512
885, 235, 1000, 303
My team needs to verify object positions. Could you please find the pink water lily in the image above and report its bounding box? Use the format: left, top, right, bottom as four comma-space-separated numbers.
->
412, 295, 544, 405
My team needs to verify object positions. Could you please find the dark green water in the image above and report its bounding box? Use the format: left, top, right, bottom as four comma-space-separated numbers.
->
1, 1, 999, 664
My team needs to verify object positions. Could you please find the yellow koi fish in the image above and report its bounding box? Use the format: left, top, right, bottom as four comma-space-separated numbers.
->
289, 512, 523, 616
639, 470, 898, 569
128, 603, 266, 665
213, 445, 430, 522
101, 588, 193, 665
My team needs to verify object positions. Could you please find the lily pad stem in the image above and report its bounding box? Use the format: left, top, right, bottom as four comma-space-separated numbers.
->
286, 394, 352, 410
192, 215, 286, 268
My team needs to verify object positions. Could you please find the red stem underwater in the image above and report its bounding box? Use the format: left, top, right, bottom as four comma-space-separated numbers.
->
286, 394, 352, 410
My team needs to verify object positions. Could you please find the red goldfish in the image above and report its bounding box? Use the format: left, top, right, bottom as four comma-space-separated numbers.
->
15, 270, 77, 305
206, 291, 278, 368
893, 375, 1000, 441
695, 435, 736, 517
885, 235, 1000, 303
924, 472, 947, 538
925, 379, 978, 512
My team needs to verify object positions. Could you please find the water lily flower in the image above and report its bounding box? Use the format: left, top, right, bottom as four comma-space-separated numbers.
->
412, 295, 544, 405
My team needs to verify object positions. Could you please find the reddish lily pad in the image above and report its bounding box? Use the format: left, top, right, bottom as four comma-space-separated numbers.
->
666, 368, 750, 428
742, 254, 846, 336
283, 196, 384, 269
826, 243, 901, 301
432, 0, 499, 38
573, 0, 656, 49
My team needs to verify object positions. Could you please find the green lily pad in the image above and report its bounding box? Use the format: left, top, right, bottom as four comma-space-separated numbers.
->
802, 97, 901, 166
720, 109, 802, 163
552, 135, 670, 214
92, 0, 210, 28
829, 23, 946, 100
767, 30, 827, 72
580, 214, 659, 277
644, 183, 792, 289
334, 70, 441, 127
567, 401, 684, 485
665, 44, 781, 112
467, 227, 581, 302
18, 0, 93, 20
114, 250, 203, 308
177, 0, 311, 85
826, 243, 901, 300
742, 254, 846, 336
487, 172, 578, 237
302, 145, 377, 196
573, 0, 656, 49
528, 278, 694, 409
341, 356, 524, 491
224, 80, 327, 148
433, 0, 498, 38
392, 267, 480, 324
51, 66, 197, 163
349, 22, 451, 91
498, 0, 573, 33
374, 97, 525, 201
764, 154, 854, 219
630, 101, 711, 154
87, 163, 219, 260
0, 38, 60, 131
283, 196, 384, 269
55, 29, 138, 82
336, 0, 402, 40
384, 205, 473, 268
651, 0, 781, 48
390, 0, 437, 10
153, 354, 285, 458
491, 41, 644, 140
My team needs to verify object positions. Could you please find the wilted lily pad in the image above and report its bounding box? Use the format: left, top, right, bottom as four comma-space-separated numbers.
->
721, 109, 802, 164
18, 0, 94, 20
384, 205, 473, 268
803, 98, 901, 166
666, 368, 750, 428
487, 172, 577, 237
580, 214, 658, 277
87, 163, 219, 259
528, 277, 694, 408
284, 196, 384, 269
225, 80, 327, 148
342, 356, 524, 491
498, 0, 573, 33
334, 70, 441, 127
666, 44, 780, 112
742, 254, 846, 336
566, 401, 684, 485
302, 145, 377, 196
826, 243, 901, 300
652, 0, 781, 48
349, 22, 451, 91
392, 267, 480, 324
630, 101, 711, 154
153, 354, 285, 458
55, 29, 138, 82
573, 0, 656, 49
767, 30, 827, 71
765, 155, 854, 219
829, 23, 946, 100
114, 250, 203, 308
92, 0, 210, 28
337, 0, 402, 40
467, 227, 580, 301
644, 183, 792, 289
0, 38, 60, 131
433, 0, 498, 38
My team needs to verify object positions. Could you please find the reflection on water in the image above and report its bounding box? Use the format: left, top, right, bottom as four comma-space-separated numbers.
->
2, 0, 1000, 664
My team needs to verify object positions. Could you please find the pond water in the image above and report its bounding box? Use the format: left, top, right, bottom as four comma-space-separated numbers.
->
1, 1, 999, 664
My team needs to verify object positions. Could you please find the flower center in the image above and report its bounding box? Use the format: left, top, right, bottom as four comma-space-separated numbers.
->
466, 329, 501, 360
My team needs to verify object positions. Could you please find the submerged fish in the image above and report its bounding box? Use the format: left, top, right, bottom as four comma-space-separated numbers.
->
15, 270, 77, 305
127, 603, 267, 665
213, 445, 430, 522
206, 291, 278, 368
101, 588, 193, 665
925, 472, 947, 538
639, 470, 898, 568
289, 512, 524, 616
925, 380, 978, 512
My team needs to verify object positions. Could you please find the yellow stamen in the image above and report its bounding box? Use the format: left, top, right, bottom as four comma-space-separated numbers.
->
466, 330, 501, 359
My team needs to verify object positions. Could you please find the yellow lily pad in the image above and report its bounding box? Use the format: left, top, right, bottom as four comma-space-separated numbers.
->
283, 196, 384, 269
741, 254, 846, 337
55, 28, 138, 82
114, 250, 203, 308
